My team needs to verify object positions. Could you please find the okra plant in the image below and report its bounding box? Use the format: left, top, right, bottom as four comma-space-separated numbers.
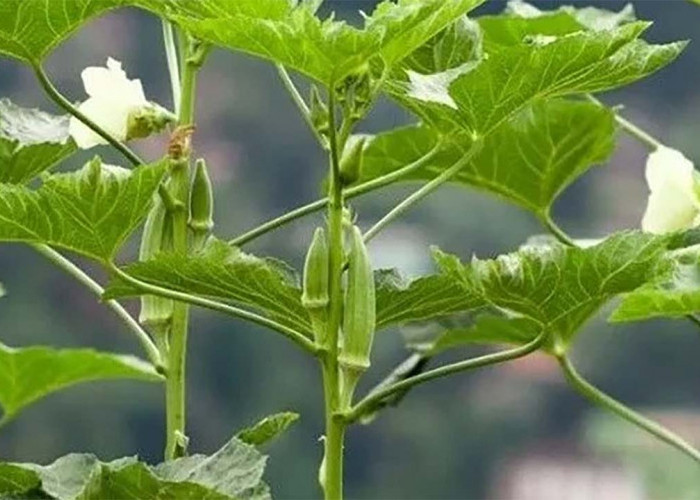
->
0, 0, 698, 498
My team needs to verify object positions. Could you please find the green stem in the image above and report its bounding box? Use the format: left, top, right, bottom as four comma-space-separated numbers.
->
228, 144, 442, 247
363, 141, 481, 243
110, 266, 318, 355
540, 214, 576, 247
586, 95, 662, 151
162, 20, 182, 116
31, 244, 162, 369
344, 331, 547, 424
32, 64, 143, 167
164, 38, 201, 460
276, 63, 329, 149
320, 87, 346, 500
558, 355, 700, 464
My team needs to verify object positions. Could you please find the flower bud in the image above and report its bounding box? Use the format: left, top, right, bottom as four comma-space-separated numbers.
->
339, 136, 367, 186
309, 85, 330, 137
188, 159, 214, 249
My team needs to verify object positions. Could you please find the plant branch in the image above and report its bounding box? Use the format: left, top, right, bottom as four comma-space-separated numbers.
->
30, 244, 163, 369
540, 214, 576, 247
586, 94, 662, 151
228, 144, 443, 247
109, 265, 318, 355
276, 64, 329, 149
162, 20, 182, 115
558, 354, 700, 464
363, 141, 481, 243
32, 64, 144, 167
344, 331, 548, 424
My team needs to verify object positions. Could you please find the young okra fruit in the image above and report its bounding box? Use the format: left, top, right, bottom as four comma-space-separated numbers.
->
339, 225, 376, 407
139, 195, 174, 340
188, 158, 215, 250
302, 227, 331, 345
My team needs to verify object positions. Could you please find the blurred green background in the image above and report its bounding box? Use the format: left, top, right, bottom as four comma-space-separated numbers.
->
1, 1, 700, 498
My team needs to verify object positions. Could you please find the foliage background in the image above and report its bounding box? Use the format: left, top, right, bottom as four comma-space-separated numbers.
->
1, 0, 699, 497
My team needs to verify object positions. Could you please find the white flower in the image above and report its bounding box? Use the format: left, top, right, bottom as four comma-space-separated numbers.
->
69, 58, 149, 149
641, 146, 700, 234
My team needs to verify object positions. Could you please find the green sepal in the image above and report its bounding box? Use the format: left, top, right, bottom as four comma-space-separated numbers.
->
126, 102, 176, 141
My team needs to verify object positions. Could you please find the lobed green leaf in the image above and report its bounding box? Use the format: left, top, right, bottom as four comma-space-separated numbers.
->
438, 232, 671, 351
0, 0, 126, 64
0, 99, 76, 184
388, 21, 684, 136
0, 343, 161, 425
356, 98, 616, 216
105, 238, 315, 337
0, 435, 269, 499
611, 247, 700, 322
375, 268, 484, 331
0, 157, 166, 263
140, 0, 485, 85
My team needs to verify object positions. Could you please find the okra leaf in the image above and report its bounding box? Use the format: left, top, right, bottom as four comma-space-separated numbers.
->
0, 343, 161, 426
375, 268, 484, 331
388, 21, 684, 136
105, 238, 315, 338
438, 232, 671, 352
479, 2, 636, 49
0, 435, 269, 500
429, 313, 544, 354
0, 0, 126, 64
0, 99, 76, 184
142, 0, 485, 85
356, 98, 616, 217
0, 157, 166, 263
236, 412, 300, 447
611, 247, 700, 322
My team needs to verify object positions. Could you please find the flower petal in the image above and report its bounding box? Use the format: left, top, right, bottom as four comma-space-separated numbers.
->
642, 189, 699, 234
645, 146, 696, 196
68, 97, 131, 149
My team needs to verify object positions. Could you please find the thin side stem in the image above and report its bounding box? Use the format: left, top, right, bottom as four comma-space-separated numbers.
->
31, 244, 162, 369
540, 214, 576, 247
320, 87, 346, 500
109, 266, 318, 355
344, 331, 547, 424
276, 64, 328, 149
228, 144, 443, 247
162, 20, 182, 115
586, 95, 662, 151
33, 64, 143, 167
363, 142, 481, 243
558, 355, 700, 464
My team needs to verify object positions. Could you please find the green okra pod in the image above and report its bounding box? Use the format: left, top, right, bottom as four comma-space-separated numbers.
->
339, 225, 376, 372
302, 227, 331, 344
139, 194, 174, 340
188, 158, 214, 250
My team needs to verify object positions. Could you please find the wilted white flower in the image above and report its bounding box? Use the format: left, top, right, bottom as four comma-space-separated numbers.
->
641, 146, 700, 234
69, 57, 149, 149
